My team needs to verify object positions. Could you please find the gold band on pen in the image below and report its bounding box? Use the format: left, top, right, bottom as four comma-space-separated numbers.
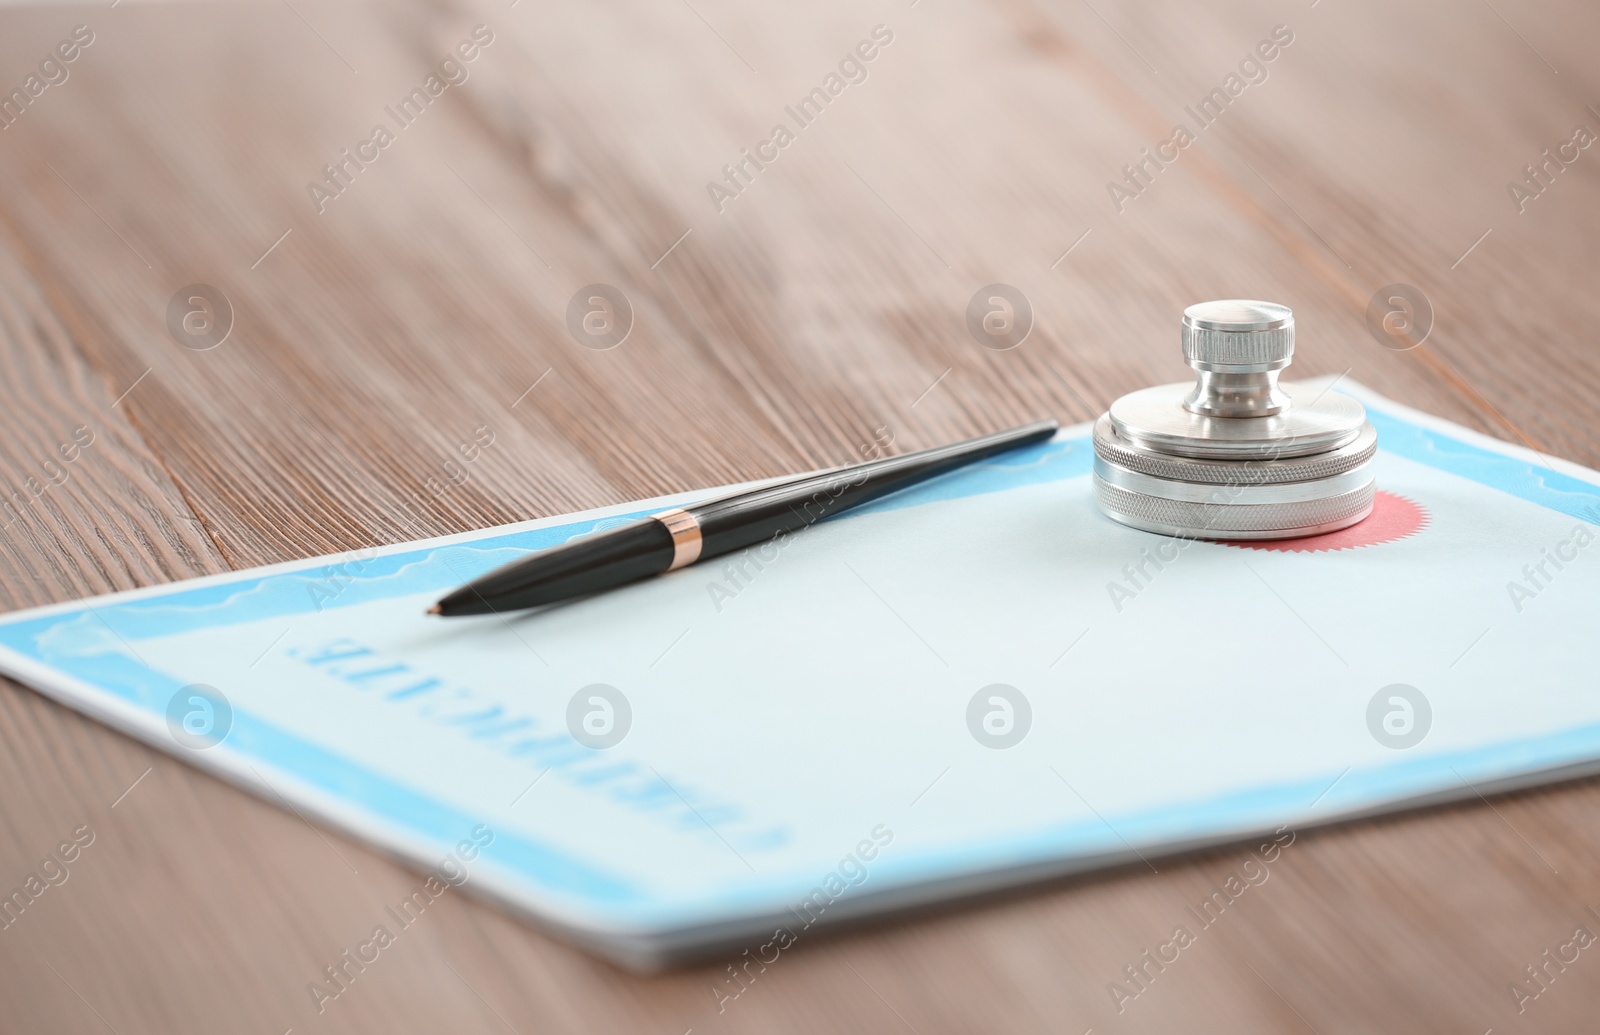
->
651, 508, 703, 570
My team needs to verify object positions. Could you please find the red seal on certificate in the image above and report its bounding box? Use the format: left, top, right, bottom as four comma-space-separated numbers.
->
1227, 490, 1429, 553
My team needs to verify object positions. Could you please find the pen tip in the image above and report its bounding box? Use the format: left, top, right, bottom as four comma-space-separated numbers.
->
426, 604, 443, 615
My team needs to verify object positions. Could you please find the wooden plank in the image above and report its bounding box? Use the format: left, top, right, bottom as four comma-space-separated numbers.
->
0, 224, 223, 605
0, 0, 1596, 1033
1016, 0, 1600, 463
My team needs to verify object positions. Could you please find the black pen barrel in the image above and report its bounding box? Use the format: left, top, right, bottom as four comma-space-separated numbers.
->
432, 419, 1056, 616
692, 419, 1057, 555
434, 519, 675, 616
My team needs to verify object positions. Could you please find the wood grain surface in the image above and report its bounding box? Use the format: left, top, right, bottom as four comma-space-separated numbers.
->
1, 0, 1598, 1031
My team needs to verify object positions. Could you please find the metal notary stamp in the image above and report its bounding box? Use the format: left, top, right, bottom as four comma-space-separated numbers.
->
1093, 299, 1377, 540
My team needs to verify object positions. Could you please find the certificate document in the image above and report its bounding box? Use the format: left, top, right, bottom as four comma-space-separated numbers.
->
1, 381, 1595, 968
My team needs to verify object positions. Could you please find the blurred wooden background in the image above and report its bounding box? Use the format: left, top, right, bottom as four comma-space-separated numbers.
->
1, 0, 1598, 1031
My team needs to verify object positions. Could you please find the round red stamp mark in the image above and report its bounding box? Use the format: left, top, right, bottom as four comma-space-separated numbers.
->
1227, 490, 1429, 553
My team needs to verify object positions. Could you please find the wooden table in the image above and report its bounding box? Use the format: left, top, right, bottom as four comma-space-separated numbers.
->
2, 0, 1597, 1030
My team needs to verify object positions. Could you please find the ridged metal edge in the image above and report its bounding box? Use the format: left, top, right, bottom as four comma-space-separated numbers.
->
1092, 475, 1375, 534
1181, 323, 1293, 366
1092, 416, 1377, 485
